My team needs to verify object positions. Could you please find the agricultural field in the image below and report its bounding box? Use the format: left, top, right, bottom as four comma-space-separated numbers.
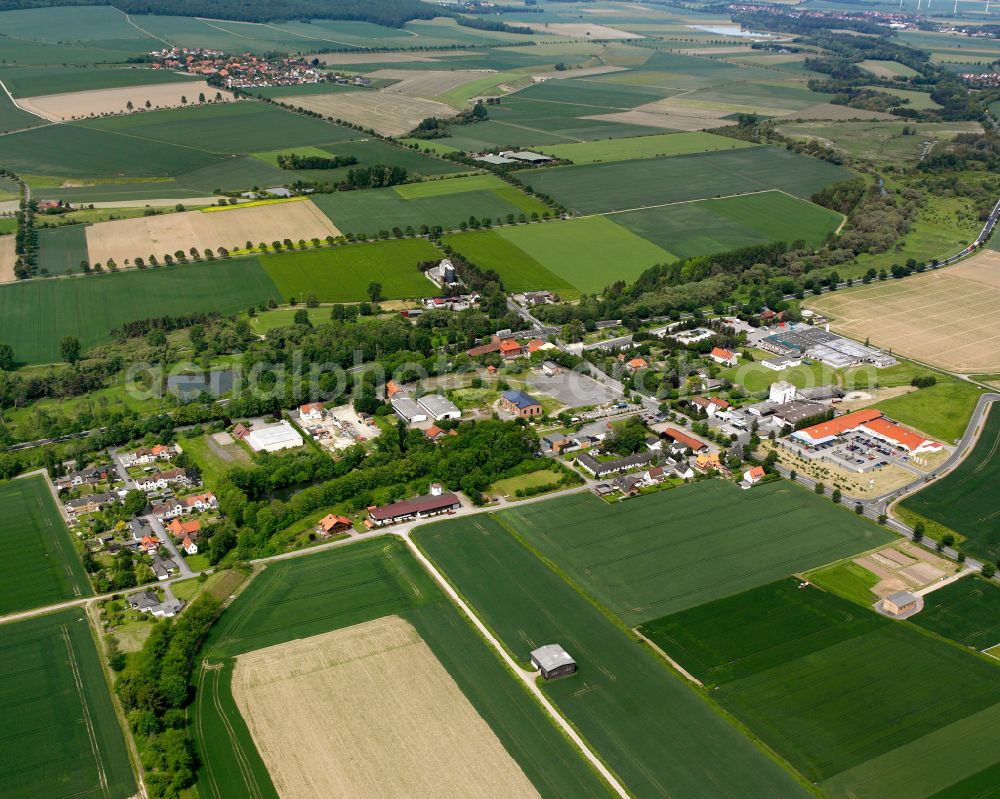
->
0, 237, 16, 282
0, 610, 136, 799
273, 89, 455, 137
191, 537, 612, 799
640, 578, 1000, 799
84, 199, 340, 267
808, 251, 1000, 374
0, 475, 92, 614
858, 59, 919, 79
0, 88, 47, 133
899, 406, 1000, 563
0, 260, 281, 364
447, 216, 674, 296
521, 147, 854, 214
414, 515, 812, 799
232, 617, 541, 798
911, 576, 1000, 651
498, 480, 895, 624
311, 174, 547, 236
873, 380, 984, 442
260, 238, 443, 303
0, 65, 202, 97
19, 81, 234, 122
613, 190, 842, 258
534, 131, 758, 163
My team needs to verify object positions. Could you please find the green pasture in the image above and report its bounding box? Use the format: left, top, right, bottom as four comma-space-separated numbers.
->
805, 559, 881, 606
491, 216, 674, 295
0, 475, 92, 614
0, 260, 281, 364
441, 228, 576, 297
37, 224, 89, 275
0, 609, 136, 799
499, 480, 895, 624
874, 380, 983, 442
912, 576, 1000, 651
0, 89, 46, 133
0, 5, 153, 46
522, 147, 854, 214
260, 239, 440, 303
859, 59, 919, 78
191, 537, 613, 799
535, 131, 757, 163
614, 190, 841, 259
640, 578, 1000, 796
900, 406, 1000, 563
414, 515, 811, 799
0, 65, 201, 97
311, 178, 546, 236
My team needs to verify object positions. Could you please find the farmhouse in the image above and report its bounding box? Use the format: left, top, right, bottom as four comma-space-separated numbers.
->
501, 389, 542, 418
392, 396, 428, 424
367, 489, 460, 527
500, 339, 523, 359
316, 513, 352, 537
530, 644, 577, 680
127, 590, 184, 618
424, 424, 458, 442
299, 402, 324, 423
243, 421, 303, 453
575, 451, 655, 479
417, 394, 461, 421
663, 428, 708, 453
710, 347, 738, 367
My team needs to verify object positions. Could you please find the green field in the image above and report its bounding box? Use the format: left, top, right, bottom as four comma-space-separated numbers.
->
641, 578, 1000, 798
535, 132, 758, 163
470, 216, 674, 296
0, 609, 136, 799
441, 228, 577, 297
0, 87, 46, 133
520, 147, 855, 214
260, 239, 440, 303
901, 405, 1000, 563
806, 559, 881, 606
0, 475, 92, 614
500, 480, 895, 624
192, 537, 612, 799
311, 175, 548, 236
0, 259, 281, 364
613, 190, 842, 259
414, 515, 812, 799
37, 224, 89, 275
874, 380, 984, 442
912, 576, 1000, 651
0, 65, 202, 97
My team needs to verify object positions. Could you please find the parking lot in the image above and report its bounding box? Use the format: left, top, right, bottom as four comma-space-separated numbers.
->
788, 429, 918, 474
528, 369, 618, 409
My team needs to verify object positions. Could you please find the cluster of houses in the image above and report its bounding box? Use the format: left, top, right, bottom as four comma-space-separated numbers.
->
148, 47, 351, 90
466, 335, 558, 360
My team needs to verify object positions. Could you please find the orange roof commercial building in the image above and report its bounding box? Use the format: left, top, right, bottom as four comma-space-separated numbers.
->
792, 408, 941, 453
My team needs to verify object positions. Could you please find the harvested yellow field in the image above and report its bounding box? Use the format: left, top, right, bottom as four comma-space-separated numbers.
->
808, 250, 1000, 373
315, 51, 475, 65
231, 616, 540, 799
532, 65, 629, 80
18, 81, 234, 122
368, 69, 495, 98
775, 102, 895, 121
84, 199, 340, 266
272, 91, 454, 137
0, 236, 15, 283
533, 22, 642, 39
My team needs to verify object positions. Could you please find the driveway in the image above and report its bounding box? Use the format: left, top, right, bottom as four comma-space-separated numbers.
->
145, 513, 194, 577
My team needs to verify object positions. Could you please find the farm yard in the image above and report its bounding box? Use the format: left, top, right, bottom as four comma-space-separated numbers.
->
84, 199, 340, 268
0, 260, 281, 364
899, 407, 1000, 563
520, 147, 855, 215
191, 537, 612, 799
498, 480, 894, 624
0, 475, 91, 614
808, 250, 1000, 374
261, 238, 441, 303
640, 579, 1000, 799
414, 515, 811, 799
17, 81, 233, 122
0, 609, 136, 799
231, 617, 541, 799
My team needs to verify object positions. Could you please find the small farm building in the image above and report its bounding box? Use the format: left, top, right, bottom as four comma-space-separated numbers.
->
530, 644, 577, 680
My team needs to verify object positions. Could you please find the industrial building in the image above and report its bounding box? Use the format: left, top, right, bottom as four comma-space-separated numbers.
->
241, 420, 304, 452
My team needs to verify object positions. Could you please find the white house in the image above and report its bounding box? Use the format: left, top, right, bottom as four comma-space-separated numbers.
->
299, 402, 324, 423
769, 381, 796, 405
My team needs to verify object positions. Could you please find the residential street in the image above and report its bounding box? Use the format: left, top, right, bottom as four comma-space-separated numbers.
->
145, 512, 195, 577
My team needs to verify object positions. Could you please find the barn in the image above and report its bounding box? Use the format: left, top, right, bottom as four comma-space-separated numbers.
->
530, 644, 577, 680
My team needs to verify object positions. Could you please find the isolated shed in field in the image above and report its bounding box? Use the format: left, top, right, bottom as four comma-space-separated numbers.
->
530, 644, 577, 680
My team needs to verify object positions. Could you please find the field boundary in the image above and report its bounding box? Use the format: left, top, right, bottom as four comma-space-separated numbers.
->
632, 626, 704, 686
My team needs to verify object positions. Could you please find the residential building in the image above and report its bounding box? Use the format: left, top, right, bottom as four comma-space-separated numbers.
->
167, 518, 201, 539
663, 428, 708, 453
127, 590, 184, 618
64, 492, 116, 515
574, 451, 655, 479
317, 513, 353, 536
694, 452, 723, 473
183, 492, 218, 512
744, 466, 765, 484
181, 537, 198, 555
709, 347, 738, 367
625, 357, 648, 372
500, 389, 542, 418
424, 425, 458, 442
299, 402, 324, 423
500, 339, 523, 359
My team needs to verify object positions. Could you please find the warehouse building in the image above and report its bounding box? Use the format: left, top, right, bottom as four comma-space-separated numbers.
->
417, 394, 462, 421
242, 420, 303, 452
530, 644, 577, 680
391, 396, 428, 424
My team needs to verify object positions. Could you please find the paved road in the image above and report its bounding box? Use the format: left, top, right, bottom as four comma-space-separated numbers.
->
108, 448, 135, 489
145, 512, 195, 578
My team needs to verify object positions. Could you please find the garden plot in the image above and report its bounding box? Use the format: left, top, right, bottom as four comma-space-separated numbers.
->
272, 90, 454, 137
84, 199, 340, 266
18, 81, 234, 122
231, 616, 539, 799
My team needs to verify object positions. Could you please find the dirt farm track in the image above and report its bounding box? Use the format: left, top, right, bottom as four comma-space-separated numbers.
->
230, 616, 540, 799
808, 250, 1000, 373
